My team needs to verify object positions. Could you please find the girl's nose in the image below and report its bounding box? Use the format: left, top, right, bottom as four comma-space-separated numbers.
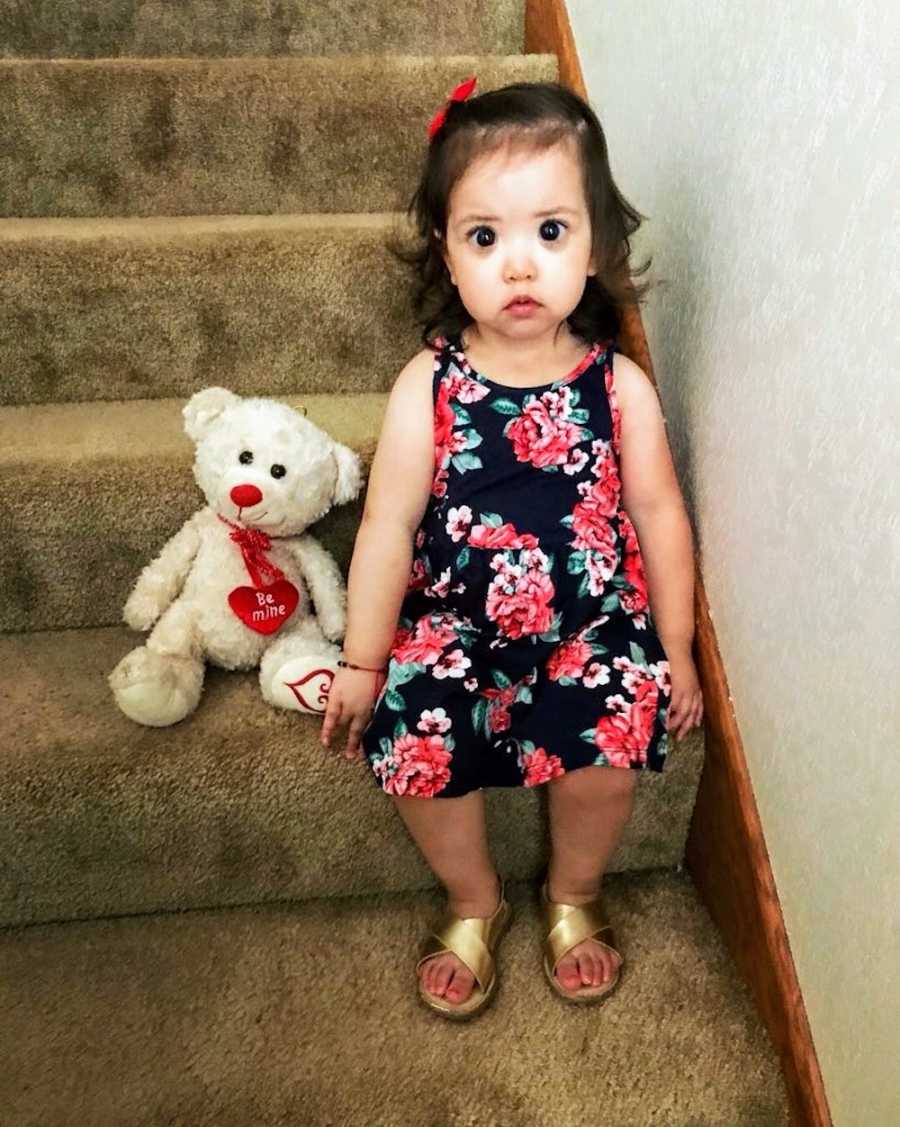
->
504, 256, 535, 283
230, 483, 263, 508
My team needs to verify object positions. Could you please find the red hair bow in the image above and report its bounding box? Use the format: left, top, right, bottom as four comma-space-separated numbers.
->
427, 75, 477, 141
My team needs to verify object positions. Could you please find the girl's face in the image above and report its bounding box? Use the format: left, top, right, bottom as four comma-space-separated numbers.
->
442, 139, 596, 342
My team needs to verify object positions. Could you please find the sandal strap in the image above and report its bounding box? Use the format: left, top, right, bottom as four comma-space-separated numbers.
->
416, 901, 507, 993
544, 895, 619, 974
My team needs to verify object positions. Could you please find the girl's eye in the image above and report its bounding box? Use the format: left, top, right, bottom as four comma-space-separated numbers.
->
270, 464, 287, 479
238, 450, 253, 465
468, 226, 496, 248
540, 219, 566, 242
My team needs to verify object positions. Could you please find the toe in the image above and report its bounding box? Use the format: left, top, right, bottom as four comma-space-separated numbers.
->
577, 946, 597, 986
555, 951, 582, 992
445, 966, 475, 1004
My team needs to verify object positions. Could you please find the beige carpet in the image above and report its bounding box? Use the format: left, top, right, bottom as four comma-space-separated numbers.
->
0, 0, 526, 59
0, 872, 789, 1126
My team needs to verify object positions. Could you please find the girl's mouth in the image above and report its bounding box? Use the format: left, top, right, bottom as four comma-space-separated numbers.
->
504, 297, 540, 317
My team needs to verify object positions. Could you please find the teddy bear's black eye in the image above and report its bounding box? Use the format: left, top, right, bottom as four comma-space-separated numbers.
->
238, 450, 253, 465
270, 464, 287, 479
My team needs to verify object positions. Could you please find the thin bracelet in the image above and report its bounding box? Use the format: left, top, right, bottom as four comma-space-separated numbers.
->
338, 659, 387, 674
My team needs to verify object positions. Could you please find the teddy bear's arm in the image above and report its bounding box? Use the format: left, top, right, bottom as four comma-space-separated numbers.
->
123, 514, 203, 632
286, 534, 347, 643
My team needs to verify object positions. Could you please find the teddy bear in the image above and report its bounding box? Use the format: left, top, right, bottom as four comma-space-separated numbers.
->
108, 387, 362, 727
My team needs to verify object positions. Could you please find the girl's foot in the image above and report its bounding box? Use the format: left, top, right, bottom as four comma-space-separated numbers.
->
418, 875, 503, 1006
546, 882, 621, 994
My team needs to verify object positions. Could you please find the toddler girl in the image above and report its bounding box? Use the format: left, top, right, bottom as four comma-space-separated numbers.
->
322, 80, 703, 1020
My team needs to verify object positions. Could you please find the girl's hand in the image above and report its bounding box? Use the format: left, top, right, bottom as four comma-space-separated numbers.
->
321, 667, 386, 762
664, 650, 704, 743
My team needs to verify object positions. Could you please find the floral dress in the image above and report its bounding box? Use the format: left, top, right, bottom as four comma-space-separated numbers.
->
360, 334, 672, 799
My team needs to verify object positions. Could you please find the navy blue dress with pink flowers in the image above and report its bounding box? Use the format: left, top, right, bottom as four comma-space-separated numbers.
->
360, 335, 672, 799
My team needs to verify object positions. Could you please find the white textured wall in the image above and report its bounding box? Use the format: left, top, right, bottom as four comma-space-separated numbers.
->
567, 2, 899, 1123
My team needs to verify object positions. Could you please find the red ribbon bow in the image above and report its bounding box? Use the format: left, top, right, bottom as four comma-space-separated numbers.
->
427, 75, 478, 141
219, 515, 285, 588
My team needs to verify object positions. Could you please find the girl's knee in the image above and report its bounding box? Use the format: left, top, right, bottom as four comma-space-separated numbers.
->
553, 763, 637, 799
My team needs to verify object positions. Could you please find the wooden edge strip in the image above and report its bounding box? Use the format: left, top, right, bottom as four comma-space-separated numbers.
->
524, 3, 832, 1123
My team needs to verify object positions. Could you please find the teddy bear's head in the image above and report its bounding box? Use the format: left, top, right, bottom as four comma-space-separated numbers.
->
183, 388, 362, 535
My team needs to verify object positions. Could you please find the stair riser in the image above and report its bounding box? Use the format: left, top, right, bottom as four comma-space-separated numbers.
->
1, 463, 365, 633
0, 217, 418, 406
0, 55, 556, 218
0, 624, 704, 926
0, 0, 525, 58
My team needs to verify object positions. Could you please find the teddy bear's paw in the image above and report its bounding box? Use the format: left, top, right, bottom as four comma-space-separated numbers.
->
123, 589, 164, 632
262, 656, 338, 715
109, 646, 204, 727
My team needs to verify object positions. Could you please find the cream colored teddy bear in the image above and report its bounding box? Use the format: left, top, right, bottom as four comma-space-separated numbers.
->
109, 387, 362, 727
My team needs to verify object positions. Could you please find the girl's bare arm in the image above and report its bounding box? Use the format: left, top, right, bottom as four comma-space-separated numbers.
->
614, 354, 696, 659
341, 348, 437, 667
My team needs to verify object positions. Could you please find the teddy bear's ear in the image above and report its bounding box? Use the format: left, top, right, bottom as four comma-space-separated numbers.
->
331, 442, 363, 506
182, 387, 241, 441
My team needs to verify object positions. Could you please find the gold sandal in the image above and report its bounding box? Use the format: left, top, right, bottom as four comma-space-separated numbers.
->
416, 882, 512, 1021
541, 881, 623, 1005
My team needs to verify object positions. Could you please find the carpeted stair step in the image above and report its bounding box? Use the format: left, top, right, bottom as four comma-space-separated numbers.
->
0, 393, 384, 633
0, 0, 525, 59
0, 54, 556, 218
0, 874, 789, 1124
0, 213, 419, 408
0, 627, 704, 928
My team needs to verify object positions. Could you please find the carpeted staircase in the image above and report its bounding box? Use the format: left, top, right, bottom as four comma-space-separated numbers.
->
0, 2, 789, 1122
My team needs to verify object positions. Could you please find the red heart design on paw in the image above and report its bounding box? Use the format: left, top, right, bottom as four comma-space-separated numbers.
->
228, 580, 300, 635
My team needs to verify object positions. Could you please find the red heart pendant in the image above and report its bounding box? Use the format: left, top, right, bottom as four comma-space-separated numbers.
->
228, 580, 300, 635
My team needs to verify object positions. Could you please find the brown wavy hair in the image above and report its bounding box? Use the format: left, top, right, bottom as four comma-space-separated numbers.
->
396, 81, 654, 348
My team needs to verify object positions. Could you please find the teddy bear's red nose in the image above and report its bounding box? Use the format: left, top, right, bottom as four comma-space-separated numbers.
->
230, 483, 263, 508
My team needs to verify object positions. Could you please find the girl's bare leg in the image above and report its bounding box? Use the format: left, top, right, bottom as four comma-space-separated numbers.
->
392, 790, 501, 1005
546, 765, 637, 992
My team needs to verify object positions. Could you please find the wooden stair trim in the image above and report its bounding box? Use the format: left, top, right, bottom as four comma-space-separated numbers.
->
525, 3, 832, 1124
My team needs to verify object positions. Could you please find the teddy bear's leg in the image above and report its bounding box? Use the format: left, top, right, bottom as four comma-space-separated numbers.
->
259, 617, 341, 715
109, 602, 205, 727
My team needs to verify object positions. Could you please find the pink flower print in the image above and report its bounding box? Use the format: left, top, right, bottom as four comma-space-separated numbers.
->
464, 677, 479, 692
432, 648, 471, 679
447, 430, 469, 456
468, 522, 539, 550
444, 365, 488, 403
415, 529, 426, 549
505, 392, 584, 470
583, 540, 618, 596
480, 669, 536, 734
377, 733, 452, 797
485, 554, 555, 639
619, 511, 649, 613
433, 380, 455, 469
481, 683, 516, 734
521, 747, 566, 787
424, 568, 452, 599
547, 637, 593, 682
417, 707, 452, 735
432, 465, 449, 499
584, 661, 611, 688
613, 656, 647, 695
407, 556, 429, 592
391, 616, 457, 666
605, 363, 622, 452
593, 679, 659, 764
572, 481, 619, 547
589, 443, 622, 513
446, 505, 473, 542
563, 448, 589, 476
